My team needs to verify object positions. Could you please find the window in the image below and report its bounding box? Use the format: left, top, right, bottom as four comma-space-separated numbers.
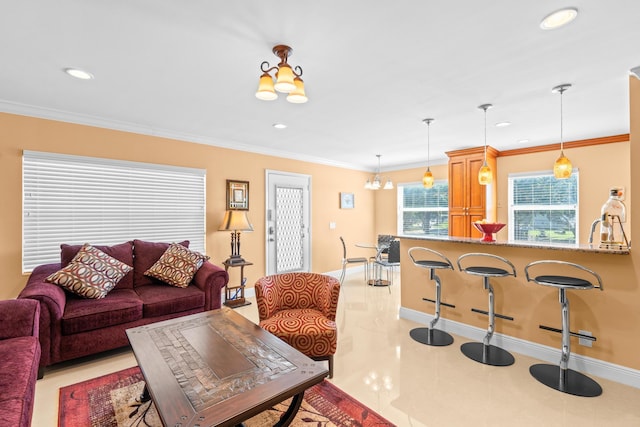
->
397, 181, 449, 236
22, 151, 206, 272
508, 170, 579, 244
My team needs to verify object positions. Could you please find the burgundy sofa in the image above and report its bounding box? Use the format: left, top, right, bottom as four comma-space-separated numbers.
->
0, 299, 41, 427
18, 239, 228, 377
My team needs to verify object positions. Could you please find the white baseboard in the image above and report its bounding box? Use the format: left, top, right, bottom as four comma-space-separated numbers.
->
400, 306, 640, 390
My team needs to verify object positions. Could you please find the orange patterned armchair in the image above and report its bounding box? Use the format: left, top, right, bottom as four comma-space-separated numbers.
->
255, 273, 340, 378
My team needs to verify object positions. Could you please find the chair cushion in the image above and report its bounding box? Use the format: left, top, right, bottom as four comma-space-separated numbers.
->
46, 244, 133, 299
0, 336, 40, 427
61, 241, 134, 289
135, 284, 205, 318
259, 308, 337, 358
61, 289, 143, 335
144, 243, 209, 288
133, 240, 189, 287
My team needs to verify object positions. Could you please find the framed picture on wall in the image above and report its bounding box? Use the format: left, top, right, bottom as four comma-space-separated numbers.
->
340, 192, 354, 209
226, 180, 249, 210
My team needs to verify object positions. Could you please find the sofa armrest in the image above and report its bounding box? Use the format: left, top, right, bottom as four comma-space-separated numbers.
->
18, 263, 67, 368
0, 299, 40, 340
192, 261, 228, 311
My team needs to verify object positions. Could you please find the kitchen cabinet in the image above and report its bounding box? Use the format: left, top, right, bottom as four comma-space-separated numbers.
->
446, 146, 498, 238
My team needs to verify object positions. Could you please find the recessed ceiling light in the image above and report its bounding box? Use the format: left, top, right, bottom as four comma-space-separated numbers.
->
518, 139, 530, 144
64, 68, 94, 80
540, 8, 578, 30
273, 123, 287, 129
495, 121, 511, 128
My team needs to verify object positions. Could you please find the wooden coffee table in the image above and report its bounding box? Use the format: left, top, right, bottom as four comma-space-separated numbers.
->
126, 307, 329, 427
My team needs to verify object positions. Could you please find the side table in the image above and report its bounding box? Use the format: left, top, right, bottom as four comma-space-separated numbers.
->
222, 260, 253, 308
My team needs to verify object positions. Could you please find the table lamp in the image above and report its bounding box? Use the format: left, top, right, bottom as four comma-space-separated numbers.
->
219, 210, 253, 264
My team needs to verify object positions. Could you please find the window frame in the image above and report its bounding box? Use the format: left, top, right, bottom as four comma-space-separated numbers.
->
396, 180, 449, 237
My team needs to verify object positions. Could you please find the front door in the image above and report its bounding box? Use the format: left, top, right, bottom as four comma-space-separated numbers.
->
265, 170, 311, 275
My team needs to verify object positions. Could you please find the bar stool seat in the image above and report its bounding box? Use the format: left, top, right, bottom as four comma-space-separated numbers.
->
408, 247, 455, 346
525, 260, 604, 397
457, 253, 517, 366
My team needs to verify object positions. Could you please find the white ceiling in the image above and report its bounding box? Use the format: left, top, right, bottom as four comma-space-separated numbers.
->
1, 1, 639, 172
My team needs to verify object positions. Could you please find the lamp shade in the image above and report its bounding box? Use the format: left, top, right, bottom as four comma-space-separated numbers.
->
553, 152, 573, 179
478, 163, 493, 185
274, 64, 296, 93
255, 73, 278, 101
219, 210, 254, 232
286, 77, 308, 103
422, 169, 434, 188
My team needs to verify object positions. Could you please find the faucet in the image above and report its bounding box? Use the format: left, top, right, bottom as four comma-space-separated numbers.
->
588, 218, 601, 244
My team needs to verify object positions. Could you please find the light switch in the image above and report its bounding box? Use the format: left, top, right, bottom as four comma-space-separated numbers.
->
329, 222, 336, 229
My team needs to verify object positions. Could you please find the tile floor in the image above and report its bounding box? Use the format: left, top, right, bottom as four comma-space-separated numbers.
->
33, 269, 640, 426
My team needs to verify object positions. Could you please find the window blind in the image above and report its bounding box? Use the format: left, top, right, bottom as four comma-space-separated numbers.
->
397, 181, 449, 237
22, 150, 206, 272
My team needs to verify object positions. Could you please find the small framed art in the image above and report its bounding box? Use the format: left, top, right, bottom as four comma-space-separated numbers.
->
226, 180, 249, 210
340, 192, 354, 209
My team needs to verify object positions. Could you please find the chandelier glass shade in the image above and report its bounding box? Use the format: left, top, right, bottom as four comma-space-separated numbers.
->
552, 83, 573, 179
365, 155, 393, 190
255, 45, 307, 103
478, 104, 493, 186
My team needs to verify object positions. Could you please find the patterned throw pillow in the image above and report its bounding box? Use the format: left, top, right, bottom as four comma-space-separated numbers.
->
46, 243, 134, 299
144, 243, 209, 288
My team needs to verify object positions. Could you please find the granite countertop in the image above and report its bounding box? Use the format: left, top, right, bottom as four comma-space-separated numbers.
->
399, 234, 630, 255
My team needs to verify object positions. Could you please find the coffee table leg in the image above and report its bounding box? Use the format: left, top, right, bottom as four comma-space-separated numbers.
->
274, 392, 304, 427
140, 384, 151, 403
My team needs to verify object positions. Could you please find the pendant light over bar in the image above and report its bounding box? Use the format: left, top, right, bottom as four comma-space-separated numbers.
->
552, 83, 573, 179
255, 45, 308, 103
365, 154, 393, 190
422, 118, 435, 189
478, 104, 493, 185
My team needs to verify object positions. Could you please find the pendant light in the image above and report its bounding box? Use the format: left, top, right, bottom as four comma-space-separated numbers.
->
422, 118, 434, 188
365, 155, 393, 190
477, 104, 493, 185
552, 83, 573, 179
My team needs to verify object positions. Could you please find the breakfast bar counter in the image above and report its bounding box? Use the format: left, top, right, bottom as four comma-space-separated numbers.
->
397, 235, 638, 374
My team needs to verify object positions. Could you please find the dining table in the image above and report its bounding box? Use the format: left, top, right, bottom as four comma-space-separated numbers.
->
355, 242, 391, 287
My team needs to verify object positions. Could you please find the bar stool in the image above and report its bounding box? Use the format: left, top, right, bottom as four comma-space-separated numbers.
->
525, 260, 604, 397
408, 247, 455, 346
457, 253, 517, 366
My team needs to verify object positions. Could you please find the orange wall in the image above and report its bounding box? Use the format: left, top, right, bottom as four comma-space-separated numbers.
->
0, 113, 376, 299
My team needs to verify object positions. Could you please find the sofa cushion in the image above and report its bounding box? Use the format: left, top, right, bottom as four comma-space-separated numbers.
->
135, 284, 205, 318
144, 243, 209, 288
47, 244, 133, 299
61, 241, 134, 289
61, 289, 143, 335
133, 239, 189, 287
0, 336, 40, 427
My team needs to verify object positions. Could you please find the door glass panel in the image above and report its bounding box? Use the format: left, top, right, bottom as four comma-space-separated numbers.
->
275, 186, 304, 273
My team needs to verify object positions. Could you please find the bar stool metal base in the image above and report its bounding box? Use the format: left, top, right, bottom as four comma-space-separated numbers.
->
410, 327, 454, 346
530, 363, 602, 397
461, 342, 515, 366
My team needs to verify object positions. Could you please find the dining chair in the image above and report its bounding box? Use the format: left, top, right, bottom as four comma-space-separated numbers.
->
339, 236, 369, 284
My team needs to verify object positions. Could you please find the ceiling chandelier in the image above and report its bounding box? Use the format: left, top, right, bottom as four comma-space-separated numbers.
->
365, 155, 393, 190
552, 83, 573, 179
255, 44, 308, 104
478, 104, 493, 185
422, 118, 434, 189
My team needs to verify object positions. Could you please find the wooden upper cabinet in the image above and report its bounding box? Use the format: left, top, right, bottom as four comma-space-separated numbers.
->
446, 146, 498, 238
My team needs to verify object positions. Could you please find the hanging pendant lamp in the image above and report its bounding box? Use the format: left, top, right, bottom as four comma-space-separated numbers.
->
552, 83, 573, 179
365, 155, 393, 190
477, 104, 493, 185
422, 118, 434, 188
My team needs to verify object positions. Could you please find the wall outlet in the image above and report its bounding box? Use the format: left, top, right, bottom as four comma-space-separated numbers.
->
578, 330, 593, 347
329, 222, 336, 229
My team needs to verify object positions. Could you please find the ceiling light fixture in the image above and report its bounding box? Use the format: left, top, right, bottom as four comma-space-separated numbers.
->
255, 44, 307, 103
272, 123, 287, 129
495, 121, 511, 128
552, 83, 573, 179
422, 118, 434, 189
64, 68, 94, 80
478, 104, 493, 186
540, 8, 578, 30
365, 154, 393, 190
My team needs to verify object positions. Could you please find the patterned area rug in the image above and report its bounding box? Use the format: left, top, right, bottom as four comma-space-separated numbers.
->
59, 366, 395, 427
